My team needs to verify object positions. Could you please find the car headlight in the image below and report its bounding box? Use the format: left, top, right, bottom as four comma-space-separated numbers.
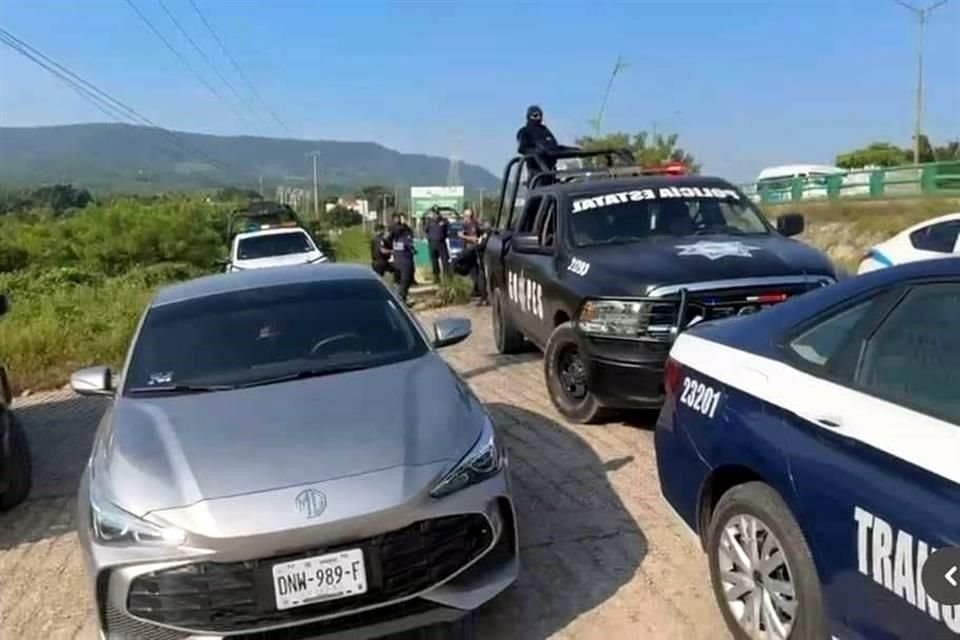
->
90, 482, 186, 546
430, 417, 504, 499
578, 299, 675, 339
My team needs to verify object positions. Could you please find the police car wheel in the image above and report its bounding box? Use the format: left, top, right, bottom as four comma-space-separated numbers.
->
492, 290, 524, 354
706, 482, 825, 640
545, 322, 605, 424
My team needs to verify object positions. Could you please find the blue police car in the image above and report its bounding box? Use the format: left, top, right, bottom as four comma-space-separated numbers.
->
655, 257, 960, 640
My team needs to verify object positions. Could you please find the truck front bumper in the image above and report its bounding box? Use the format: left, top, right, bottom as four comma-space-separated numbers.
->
577, 334, 671, 409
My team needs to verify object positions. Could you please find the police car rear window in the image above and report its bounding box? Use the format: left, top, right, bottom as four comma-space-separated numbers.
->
568, 185, 768, 246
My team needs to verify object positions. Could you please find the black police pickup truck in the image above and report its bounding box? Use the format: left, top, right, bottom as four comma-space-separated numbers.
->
483, 149, 837, 423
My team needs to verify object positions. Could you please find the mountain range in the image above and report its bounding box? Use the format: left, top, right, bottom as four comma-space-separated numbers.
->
0, 123, 500, 194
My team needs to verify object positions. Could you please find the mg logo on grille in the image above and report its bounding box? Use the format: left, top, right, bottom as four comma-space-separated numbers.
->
295, 488, 327, 519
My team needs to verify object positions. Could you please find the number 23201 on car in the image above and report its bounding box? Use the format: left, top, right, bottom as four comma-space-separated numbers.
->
679, 377, 721, 418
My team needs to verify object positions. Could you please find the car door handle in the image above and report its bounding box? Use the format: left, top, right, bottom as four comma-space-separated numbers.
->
815, 415, 843, 428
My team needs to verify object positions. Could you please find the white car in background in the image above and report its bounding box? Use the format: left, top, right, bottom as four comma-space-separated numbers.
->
858, 212, 960, 275
227, 226, 328, 272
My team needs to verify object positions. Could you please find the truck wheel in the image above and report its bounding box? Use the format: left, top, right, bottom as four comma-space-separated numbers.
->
706, 482, 825, 640
0, 412, 32, 511
544, 322, 605, 424
492, 290, 524, 354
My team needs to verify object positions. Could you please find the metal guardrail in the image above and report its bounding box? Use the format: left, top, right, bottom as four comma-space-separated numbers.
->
740, 160, 960, 204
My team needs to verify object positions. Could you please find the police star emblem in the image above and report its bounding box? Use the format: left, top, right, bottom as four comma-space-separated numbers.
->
674, 241, 762, 260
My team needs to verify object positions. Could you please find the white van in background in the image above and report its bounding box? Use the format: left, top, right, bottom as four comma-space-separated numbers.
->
754, 164, 846, 202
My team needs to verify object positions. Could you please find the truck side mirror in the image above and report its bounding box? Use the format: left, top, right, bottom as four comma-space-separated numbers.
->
512, 233, 551, 255
776, 213, 805, 237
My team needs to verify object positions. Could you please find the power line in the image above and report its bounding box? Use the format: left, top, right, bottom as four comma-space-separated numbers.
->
0, 26, 238, 175
187, 0, 293, 135
124, 0, 251, 129
0, 31, 130, 124
155, 0, 263, 131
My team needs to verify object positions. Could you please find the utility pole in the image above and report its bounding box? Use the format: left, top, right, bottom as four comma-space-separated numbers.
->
592, 54, 629, 137
307, 152, 321, 220
478, 187, 485, 220
893, 0, 951, 164
258, 174, 264, 197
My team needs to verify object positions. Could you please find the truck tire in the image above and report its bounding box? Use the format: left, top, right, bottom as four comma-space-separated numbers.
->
706, 482, 825, 640
0, 412, 32, 511
492, 289, 524, 354
544, 322, 606, 424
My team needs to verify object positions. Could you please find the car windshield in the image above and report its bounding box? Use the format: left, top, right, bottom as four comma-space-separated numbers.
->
568, 185, 770, 247
124, 279, 427, 393
237, 232, 312, 260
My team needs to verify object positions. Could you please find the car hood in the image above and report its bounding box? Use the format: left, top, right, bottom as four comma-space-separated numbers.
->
234, 251, 324, 269
567, 234, 835, 296
96, 354, 485, 518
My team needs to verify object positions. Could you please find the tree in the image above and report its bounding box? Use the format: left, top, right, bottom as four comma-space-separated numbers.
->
324, 205, 363, 228
835, 142, 911, 169
574, 131, 701, 173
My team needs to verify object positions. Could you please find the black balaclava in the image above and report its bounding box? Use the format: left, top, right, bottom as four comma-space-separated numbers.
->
526, 105, 543, 124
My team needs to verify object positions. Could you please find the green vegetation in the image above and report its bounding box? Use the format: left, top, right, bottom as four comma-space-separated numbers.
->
0, 194, 362, 392
836, 135, 960, 169
575, 130, 700, 172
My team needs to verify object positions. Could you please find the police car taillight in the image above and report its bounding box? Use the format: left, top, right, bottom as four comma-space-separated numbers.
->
663, 357, 683, 396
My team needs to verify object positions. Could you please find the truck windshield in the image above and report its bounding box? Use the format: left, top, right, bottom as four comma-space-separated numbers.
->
569, 186, 770, 247
238, 231, 313, 260
124, 279, 428, 393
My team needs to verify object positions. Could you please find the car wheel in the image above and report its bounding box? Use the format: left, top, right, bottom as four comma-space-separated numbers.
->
492, 290, 524, 354
706, 482, 825, 640
0, 412, 32, 511
416, 614, 474, 640
544, 322, 605, 424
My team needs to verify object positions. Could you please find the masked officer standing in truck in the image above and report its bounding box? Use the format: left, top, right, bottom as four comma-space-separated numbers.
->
516, 105, 579, 186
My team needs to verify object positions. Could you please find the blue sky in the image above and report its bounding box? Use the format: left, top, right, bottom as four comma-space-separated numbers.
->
1, 0, 958, 182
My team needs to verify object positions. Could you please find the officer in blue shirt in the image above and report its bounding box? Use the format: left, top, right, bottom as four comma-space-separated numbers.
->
423, 206, 450, 283
388, 213, 416, 304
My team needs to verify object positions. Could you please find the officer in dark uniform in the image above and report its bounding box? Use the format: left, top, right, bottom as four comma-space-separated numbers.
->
388, 216, 416, 304
423, 206, 450, 282
516, 105, 579, 186
459, 208, 487, 304
370, 224, 396, 279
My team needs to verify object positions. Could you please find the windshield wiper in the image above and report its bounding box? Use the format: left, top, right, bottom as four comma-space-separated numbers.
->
237, 363, 370, 389
127, 383, 236, 394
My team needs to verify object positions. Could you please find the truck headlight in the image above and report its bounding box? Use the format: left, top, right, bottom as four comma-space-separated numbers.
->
90, 482, 186, 546
430, 417, 504, 499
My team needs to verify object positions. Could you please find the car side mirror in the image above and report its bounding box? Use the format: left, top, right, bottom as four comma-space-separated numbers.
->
70, 366, 115, 396
776, 213, 805, 237
0, 294, 7, 317
511, 233, 550, 255
433, 317, 472, 349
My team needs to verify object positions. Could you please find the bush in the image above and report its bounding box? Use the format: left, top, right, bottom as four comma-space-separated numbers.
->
431, 276, 473, 308
333, 227, 371, 264
0, 273, 173, 392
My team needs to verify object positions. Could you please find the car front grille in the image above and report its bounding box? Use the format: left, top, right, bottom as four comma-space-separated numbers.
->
104, 601, 189, 640
126, 514, 493, 634
684, 282, 819, 323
